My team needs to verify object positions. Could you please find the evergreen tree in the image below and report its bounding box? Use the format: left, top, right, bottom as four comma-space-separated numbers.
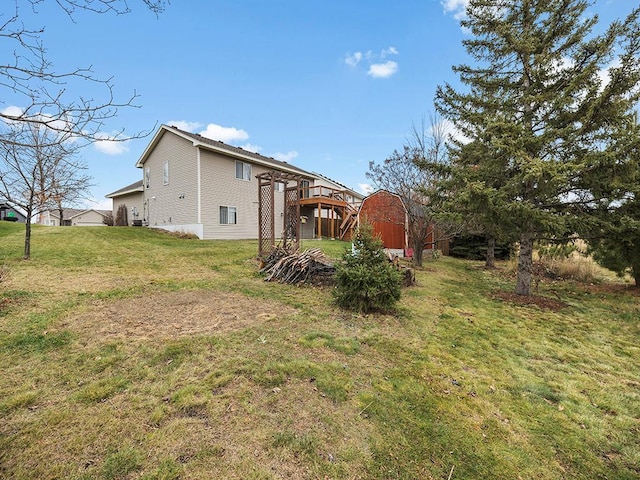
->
588, 117, 640, 287
333, 221, 401, 313
435, 0, 640, 295
589, 198, 640, 287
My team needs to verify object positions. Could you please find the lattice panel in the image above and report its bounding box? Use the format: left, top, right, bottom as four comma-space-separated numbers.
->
284, 185, 300, 251
259, 182, 274, 256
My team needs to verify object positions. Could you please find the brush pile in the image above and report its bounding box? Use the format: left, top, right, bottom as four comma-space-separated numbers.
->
261, 247, 335, 285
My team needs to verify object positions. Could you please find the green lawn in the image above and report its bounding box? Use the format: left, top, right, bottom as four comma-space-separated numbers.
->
0, 222, 638, 479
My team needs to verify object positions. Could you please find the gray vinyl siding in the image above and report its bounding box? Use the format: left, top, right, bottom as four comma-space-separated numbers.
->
144, 133, 198, 228
71, 210, 106, 226
200, 149, 286, 240
112, 192, 143, 225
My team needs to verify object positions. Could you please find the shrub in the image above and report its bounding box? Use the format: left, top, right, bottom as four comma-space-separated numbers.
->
333, 221, 401, 313
115, 204, 128, 226
449, 234, 512, 260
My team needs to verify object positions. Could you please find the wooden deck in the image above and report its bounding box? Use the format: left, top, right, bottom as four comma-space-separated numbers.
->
298, 186, 359, 240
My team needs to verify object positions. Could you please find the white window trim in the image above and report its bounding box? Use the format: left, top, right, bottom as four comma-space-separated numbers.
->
163, 160, 169, 185
235, 160, 251, 181
219, 205, 237, 225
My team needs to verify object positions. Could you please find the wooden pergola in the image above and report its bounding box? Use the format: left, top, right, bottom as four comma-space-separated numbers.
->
258, 173, 360, 257
257, 171, 303, 257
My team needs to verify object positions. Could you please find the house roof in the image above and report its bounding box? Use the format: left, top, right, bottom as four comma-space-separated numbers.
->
136, 125, 314, 179
0, 202, 27, 219
311, 172, 364, 200
105, 180, 144, 198
50, 208, 111, 220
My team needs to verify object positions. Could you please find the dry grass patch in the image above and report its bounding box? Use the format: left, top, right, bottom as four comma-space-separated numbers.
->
65, 290, 297, 345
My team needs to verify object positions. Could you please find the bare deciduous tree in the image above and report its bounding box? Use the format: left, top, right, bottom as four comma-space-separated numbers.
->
1, 0, 166, 145
367, 115, 461, 266
0, 0, 167, 258
0, 123, 86, 257
49, 154, 93, 227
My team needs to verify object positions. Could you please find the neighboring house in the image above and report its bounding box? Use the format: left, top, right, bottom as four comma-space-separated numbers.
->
37, 208, 111, 226
359, 189, 449, 257
105, 180, 144, 226
107, 124, 363, 240
0, 202, 27, 223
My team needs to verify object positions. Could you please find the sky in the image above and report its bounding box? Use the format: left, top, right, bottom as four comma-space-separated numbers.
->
1, 0, 635, 210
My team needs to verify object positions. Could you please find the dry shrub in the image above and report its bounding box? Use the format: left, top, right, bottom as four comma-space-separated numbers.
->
507, 241, 601, 284
159, 229, 200, 239
540, 253, 600, 282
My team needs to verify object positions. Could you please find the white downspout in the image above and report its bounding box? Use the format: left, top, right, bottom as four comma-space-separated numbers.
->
197, 147, 202, 224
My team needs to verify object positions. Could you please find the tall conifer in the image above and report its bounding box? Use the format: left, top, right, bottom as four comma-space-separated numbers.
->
436, 0, 640, 295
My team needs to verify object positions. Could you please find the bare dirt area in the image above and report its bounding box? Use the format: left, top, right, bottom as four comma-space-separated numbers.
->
491, 290, 568, 311
65, 290, 297, 343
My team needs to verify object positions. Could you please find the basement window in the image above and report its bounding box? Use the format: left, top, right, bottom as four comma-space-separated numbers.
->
219, 206, 237, 225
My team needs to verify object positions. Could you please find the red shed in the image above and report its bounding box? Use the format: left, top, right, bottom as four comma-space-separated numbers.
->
358, 189, 447, 256
358, 190, 408, 251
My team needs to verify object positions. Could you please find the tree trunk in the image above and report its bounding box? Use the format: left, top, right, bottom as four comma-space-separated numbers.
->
58, 205, 64, 226
485, 234, 496, 268
413, 238, 423, 267
24, 215, 32, 260
515, 231, 534, 295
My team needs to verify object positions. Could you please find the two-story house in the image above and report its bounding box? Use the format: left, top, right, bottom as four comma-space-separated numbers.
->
107, 124, 363, 240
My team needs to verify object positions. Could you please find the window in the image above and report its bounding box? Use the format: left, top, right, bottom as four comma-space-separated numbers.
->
275, 181, 285, 192
163, 160, 169, 185
145, 167, 151, 188
219, 206, 237, 225
235, 161, 251, 181
300, 180, 310, 198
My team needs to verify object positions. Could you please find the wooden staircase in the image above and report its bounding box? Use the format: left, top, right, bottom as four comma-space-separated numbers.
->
338, 203, 359, 240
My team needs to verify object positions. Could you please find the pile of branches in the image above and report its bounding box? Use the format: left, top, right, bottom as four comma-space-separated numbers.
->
261, 247, 335, 285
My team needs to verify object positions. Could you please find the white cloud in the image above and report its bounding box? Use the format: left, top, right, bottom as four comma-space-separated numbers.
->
1, 105, 23, 121
598, 58, 622, 89
166, 120, 202, 132
358, 183, 374, 195
345, 47, 399, 78
381, 46, 399, 57
345, 51, 363, 67
241, 143, 263, 153
441, 0, 469, 20
272, 150, 298, 162
439, 118, 471, 145
94, 132, 130, 155
199, 123, 249, 143
368, 61, 398, 79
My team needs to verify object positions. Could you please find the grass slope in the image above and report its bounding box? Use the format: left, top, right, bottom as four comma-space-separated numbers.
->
0, 223, 638, 479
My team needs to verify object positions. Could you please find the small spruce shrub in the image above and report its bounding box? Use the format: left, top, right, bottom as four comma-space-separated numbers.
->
333, 222, 401, 313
